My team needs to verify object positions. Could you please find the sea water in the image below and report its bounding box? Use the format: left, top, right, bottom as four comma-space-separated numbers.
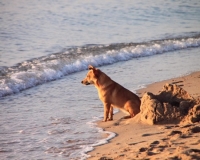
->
0, 0, 200, 159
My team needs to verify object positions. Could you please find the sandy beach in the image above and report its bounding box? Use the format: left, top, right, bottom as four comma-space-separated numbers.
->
88, 71, 200, 160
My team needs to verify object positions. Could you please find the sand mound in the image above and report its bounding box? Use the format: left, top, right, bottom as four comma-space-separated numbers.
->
140, 83, 200, 125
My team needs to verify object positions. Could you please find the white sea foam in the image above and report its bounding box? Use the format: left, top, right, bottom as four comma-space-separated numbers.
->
0, 37, 200, 97
79, 115, 118, 159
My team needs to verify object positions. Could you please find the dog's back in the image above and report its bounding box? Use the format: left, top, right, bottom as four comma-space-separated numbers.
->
95, 69, 140, 117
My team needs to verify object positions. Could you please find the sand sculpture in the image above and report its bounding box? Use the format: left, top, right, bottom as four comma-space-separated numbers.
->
140, 83, 200, 125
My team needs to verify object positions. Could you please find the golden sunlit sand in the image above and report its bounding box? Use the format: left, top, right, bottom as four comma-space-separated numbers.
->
88, 71, 200, 160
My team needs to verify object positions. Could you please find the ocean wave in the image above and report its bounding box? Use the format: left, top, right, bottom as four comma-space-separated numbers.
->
0, 34, 200, 97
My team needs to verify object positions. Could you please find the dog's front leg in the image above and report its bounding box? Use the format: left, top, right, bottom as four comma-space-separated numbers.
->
103, 103, 111, 122
108, 106, 113, 121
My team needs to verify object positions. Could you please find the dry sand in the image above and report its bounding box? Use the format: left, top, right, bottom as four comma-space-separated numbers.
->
87, 71, 200, 160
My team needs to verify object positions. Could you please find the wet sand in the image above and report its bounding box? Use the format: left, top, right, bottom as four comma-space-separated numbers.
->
88, 71, 200, 160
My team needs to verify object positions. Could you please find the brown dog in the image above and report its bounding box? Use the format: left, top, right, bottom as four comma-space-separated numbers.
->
81, 65, 141, 122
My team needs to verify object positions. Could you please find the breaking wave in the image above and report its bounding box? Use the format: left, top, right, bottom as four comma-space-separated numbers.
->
0, 34, 200, 97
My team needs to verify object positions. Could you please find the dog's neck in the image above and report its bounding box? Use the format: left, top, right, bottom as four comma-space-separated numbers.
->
95, 74, 113, 90
99, 80, 113, 90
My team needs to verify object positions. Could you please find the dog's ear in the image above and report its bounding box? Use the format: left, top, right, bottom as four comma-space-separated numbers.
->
88, 65, 100, 77
88, 65, 94, 70
88, 65, 98, 70
93, 69, 100, 77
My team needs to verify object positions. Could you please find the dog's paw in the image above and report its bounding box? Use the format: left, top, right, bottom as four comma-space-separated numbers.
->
108, 118, 113, 121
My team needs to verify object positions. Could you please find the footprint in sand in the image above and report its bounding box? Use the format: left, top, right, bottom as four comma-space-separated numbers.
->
138, 141, 162, 156
141, 132, 164, 137
190, 126, 200, 133
168, 130, 182, 136
150, 140, 160, 147
139, 147, 148, 152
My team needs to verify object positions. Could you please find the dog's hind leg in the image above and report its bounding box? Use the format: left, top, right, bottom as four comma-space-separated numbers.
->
124, 100, 140, 118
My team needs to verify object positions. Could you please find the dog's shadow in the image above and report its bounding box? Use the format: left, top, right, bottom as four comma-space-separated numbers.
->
112, 115, 131, 126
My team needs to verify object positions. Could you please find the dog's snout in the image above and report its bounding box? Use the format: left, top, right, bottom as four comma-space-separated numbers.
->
81, 80, 90, 85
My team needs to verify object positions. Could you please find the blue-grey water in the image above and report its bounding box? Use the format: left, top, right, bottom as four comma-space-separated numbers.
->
0, 0, 200, 159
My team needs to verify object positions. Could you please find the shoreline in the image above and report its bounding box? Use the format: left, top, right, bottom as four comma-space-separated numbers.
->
137, 71, 200, 100
87, 71, 200, 160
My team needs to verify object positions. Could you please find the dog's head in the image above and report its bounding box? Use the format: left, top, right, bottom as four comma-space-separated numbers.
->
81, 65, 100, 85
